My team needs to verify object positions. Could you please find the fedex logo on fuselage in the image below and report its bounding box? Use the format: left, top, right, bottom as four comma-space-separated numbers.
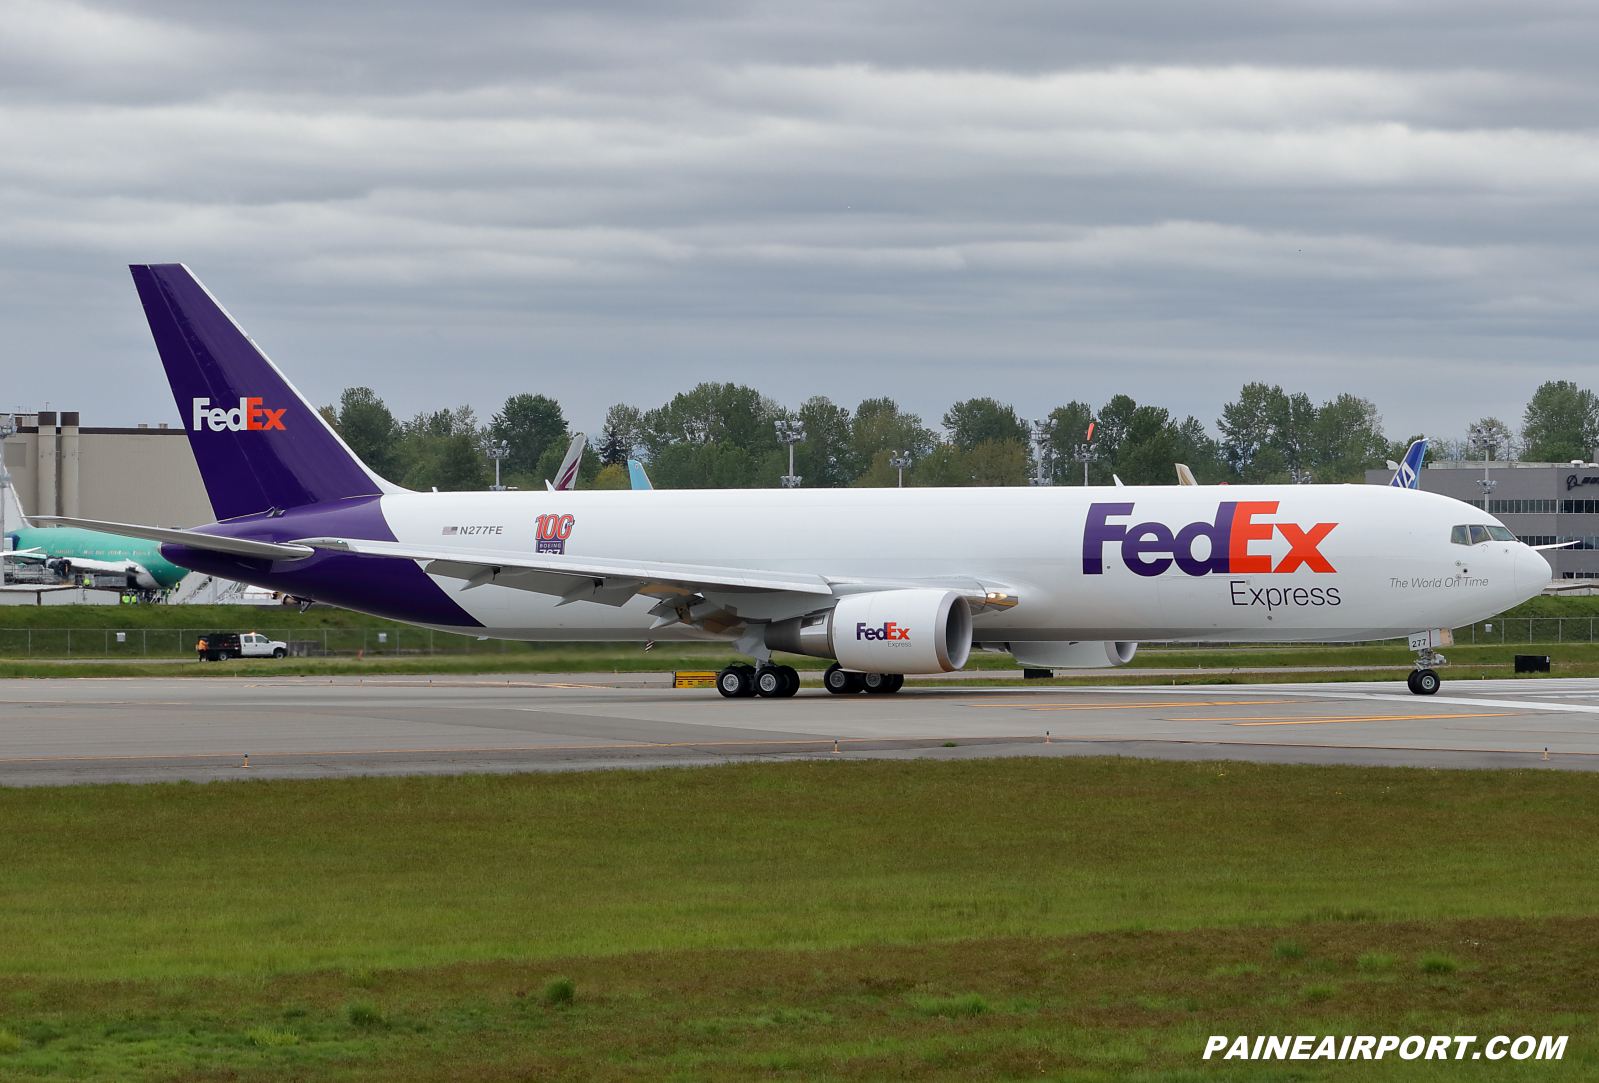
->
191, 397, 286, 432
1083, 502, 1336, 578
857, 622, 909, 641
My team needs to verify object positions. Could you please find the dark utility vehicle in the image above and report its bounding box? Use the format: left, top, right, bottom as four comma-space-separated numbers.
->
196, 632, 287, 661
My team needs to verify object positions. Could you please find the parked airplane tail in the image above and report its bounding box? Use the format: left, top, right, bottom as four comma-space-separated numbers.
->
627, 459, 654, 490
1, 469, 31, 531
129, 264, 402, 521
1389, 438, 1427, 489
547, 433, 586, 491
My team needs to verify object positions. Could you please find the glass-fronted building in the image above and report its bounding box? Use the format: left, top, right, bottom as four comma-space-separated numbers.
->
1365, 460, 1599, 580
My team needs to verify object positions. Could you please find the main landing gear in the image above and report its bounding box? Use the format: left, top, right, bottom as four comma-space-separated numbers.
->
823, 663, 904, 695
716, 663, 800, 698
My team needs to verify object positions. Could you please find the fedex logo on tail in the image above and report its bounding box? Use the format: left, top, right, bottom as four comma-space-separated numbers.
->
1084, 502, 1336, 578
191, 397, 286, 432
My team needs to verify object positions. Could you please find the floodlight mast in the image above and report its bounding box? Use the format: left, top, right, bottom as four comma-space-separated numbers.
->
1469, 423, 1499, 498
776, 420, 806, 488
887, 450, 912, 487
484, 439, 511, 491
1028, 418, 1056, 486
1072, 421, 1098, 486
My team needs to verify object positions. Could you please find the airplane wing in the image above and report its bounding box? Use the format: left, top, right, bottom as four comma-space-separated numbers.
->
546, 433, 586, 492
628, 459, 654, 490
2, 547, 47, 563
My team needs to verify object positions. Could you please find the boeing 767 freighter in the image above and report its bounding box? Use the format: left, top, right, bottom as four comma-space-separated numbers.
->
42, 265, 1552, 697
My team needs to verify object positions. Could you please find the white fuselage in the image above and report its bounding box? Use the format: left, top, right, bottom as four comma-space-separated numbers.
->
379, 484, 1549, 644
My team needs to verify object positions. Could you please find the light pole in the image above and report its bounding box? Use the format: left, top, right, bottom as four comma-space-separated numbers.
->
1468, 423, 1499, 500
1072, 421, 1098, 485
484, 439, 510, 491
1028, 418, 1056, 486
0, 413, 14, 587
888, 450, 912, 487
776, 419, 806, 488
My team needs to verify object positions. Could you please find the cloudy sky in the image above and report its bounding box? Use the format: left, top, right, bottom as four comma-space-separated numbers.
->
3, 0, 1597, 442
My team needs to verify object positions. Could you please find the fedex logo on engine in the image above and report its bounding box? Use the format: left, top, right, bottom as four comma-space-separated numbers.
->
191, 397, 287, 432
857, 622, 909, 642
1083, 502, 1336, 578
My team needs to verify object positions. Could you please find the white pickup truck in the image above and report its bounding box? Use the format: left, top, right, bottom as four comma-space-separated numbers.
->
196, 632, 288, 661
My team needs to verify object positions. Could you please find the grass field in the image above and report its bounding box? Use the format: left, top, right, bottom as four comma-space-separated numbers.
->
0, 759, 1593, 1079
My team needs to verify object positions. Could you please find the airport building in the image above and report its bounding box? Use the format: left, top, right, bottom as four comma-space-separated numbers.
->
2, 411, 214, 527
1366, 459, 1599, 580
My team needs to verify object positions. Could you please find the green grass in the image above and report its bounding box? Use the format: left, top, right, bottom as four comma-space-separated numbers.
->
3, 759, 1597, 980
0, 758, 1595, 1078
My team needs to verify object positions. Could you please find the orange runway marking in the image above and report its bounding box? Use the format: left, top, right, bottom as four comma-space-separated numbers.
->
1016, 700, 1302, 712
1167, 713, 1513, 727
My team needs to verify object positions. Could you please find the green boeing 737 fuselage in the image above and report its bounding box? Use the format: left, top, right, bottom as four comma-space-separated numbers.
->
5, 525, 189, 590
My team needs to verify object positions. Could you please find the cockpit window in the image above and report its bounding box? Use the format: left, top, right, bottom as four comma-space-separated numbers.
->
1486, 526, 1516, 542
1469, 525, 1492, 545
1451, 525, 1470, 545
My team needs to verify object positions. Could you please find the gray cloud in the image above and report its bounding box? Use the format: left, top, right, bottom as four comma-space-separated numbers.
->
3, 0, 1598, 444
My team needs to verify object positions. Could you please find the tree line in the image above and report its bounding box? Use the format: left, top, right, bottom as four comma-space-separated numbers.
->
320, 379, 1599, 492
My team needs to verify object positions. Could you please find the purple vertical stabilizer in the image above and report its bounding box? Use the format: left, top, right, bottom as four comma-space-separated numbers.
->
130, 264, 396, 521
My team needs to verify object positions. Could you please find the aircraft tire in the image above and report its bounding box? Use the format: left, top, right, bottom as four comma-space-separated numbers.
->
862, 672, 893, 694
823, 663, 862, 695
754, 666, 788, 697
777, 665, 800, 697
885, 673, 905, 693
716, 665, 751, 698
1413, 669, 1440, 695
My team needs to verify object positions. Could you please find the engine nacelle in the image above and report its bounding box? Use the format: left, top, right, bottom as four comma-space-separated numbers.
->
984, 641, 1138, 669
765, 589, 972, 674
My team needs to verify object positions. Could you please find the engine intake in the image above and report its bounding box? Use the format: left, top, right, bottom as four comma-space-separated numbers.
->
765, 589, 972, 673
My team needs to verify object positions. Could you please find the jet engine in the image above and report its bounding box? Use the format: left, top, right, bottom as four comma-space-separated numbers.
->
765, 588, 972, 674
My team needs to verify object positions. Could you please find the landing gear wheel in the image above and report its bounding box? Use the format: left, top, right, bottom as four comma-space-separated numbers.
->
885, 673, 904, 693
754, 665, 792, 698
823, 663, 863, 695
1412, 668, 1440, 695
717, 665, 754, 698
776, 665, 800, 697
862, 673, 893, 694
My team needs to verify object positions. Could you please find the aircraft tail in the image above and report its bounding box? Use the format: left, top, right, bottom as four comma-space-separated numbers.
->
1389, 438, 1427, 489
628, 458, 654, 490
547, 433, 586, 491
1, 466, 31, 531
129, 264, 403, 522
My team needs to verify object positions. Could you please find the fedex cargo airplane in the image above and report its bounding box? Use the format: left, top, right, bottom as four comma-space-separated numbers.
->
44, 265, 1552, 698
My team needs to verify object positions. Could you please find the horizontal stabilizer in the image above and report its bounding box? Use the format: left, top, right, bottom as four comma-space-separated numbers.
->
33, 516, 315, 561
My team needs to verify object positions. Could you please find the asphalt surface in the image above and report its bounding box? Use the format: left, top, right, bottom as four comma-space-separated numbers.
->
3, 673, 1598, 785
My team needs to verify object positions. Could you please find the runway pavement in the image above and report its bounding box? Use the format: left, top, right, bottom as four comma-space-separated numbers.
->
2, 672, 1598, 785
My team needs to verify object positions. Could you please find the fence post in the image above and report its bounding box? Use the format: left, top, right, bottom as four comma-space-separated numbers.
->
67, 628, 70, 657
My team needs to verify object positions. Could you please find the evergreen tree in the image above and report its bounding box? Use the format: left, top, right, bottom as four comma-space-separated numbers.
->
1523, 381, 1599, 462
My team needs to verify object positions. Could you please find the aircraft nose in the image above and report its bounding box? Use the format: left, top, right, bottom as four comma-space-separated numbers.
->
1515, 544, 1552, 598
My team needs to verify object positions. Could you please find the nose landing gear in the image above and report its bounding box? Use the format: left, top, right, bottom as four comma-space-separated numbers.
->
1407, 669, 1440, 695
1406, 630, 1449, 695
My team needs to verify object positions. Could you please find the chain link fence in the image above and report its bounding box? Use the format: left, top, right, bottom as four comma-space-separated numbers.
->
0, 628, 515, 659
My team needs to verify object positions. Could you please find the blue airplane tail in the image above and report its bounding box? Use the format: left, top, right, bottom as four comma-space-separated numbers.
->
130, 264, 397, 521
628, 459, 654, 490
1389, 438, 1427, 488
